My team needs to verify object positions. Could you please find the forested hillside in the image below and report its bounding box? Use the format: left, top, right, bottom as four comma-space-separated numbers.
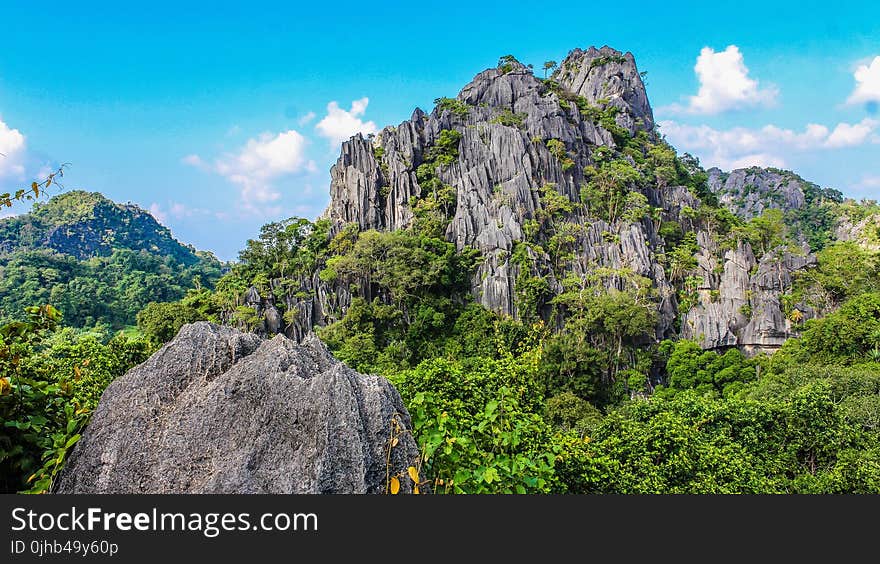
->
0, 191, 224, 328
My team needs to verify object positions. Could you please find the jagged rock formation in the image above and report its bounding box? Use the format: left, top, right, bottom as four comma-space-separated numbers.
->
553, 46, 655, 134
324, 46, 676, 335
681, 233, 816, 351
246, 46, 837, 355
708, 167, 807, 221
55, 322, 420, 494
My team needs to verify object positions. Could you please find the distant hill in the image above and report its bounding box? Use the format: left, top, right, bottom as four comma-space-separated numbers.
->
0, 191, 200, 263
0, 191, 223, 328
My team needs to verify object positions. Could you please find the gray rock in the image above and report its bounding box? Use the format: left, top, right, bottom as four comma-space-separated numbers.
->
316, 46, 675, 337
553, 46, 655, 135
55, 322, 421, 494
707, 167, 807, 221
681, 239, 816, 354
836, 213, 880, 251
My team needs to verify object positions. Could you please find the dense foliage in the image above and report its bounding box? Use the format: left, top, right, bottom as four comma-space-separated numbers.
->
0, 191, 223, 328
0, 306, 152, 492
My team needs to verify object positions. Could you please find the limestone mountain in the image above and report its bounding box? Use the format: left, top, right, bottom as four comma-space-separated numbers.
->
0, 191, 223, 328
207, 46, 879, 391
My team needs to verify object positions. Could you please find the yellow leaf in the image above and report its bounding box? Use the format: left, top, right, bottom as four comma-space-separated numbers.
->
390, 476, 400, 494
0, 377, 10, 396
413, 485, 420, 495
82, 359, 90, 367
391, 437, 399, 447
407, 466, 419, 483
73, 366, 81, 380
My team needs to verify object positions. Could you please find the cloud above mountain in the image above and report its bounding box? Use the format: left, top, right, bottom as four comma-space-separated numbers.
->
664, 46, 778, 115
660, 118, 880, 170
315, 98, 378, 147
847, 56, 880, 108
0, 117, 27, 180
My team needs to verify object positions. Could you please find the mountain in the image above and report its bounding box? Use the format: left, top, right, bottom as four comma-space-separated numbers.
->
0, 190, 199, 262
0, 191, 223, 328
227, 46, 864, 358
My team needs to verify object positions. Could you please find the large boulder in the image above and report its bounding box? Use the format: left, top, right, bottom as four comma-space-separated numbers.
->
55, 322, 421, 494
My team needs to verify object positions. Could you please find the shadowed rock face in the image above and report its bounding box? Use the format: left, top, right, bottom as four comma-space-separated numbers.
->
55, 322, 420, 494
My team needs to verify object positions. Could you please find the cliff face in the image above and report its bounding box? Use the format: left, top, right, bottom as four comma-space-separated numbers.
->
250, 46, 830, 354
326, 47, 676, 331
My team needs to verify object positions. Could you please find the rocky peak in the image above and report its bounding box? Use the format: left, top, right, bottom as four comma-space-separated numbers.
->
708, 167, 807, 220
553, 46, 654, 134
322, 47, 676, 335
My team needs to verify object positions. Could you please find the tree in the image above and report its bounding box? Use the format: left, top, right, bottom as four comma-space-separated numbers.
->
542, 60, 557, 78
136, 301, 200, 345
580, 159, 642, 222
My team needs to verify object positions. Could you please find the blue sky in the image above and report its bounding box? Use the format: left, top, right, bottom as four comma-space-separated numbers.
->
1, 0, 878, 260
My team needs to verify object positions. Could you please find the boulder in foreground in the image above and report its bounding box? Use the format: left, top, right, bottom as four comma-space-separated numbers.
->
55, 322, 421, 493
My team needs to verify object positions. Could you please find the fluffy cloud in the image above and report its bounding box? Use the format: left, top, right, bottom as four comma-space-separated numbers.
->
297, 111, 316, 126
184, 130, 314, 213
666, 46, 778, 115
660, 118, 880, 170
847, 56, 880, 106
0, 117, 26, 179
315, 98, 377, 146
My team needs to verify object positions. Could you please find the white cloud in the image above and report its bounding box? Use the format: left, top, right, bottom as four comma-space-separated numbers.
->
0, 117, 27, 179
315, 98, 377, 146
847, 56, 880, 106
149, 201, 215, 226
184, 130, 314, 214
181, 154, 206, 168
660, 118, 880, 170
665, 46, 777, 115
825, 120, 879, 148
297, 111, 316, 126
